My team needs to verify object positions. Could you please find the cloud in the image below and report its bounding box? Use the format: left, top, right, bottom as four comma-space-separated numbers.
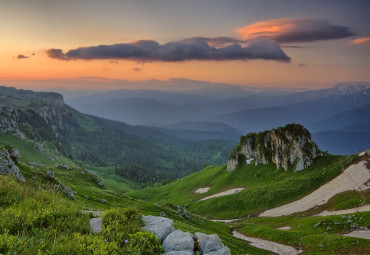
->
298, 63, 307, 67
349, 37, 370, 45
132, 67, 141, 72
46, 37, 290, 62
237, 19, 354, 43
17, 54, 29, 59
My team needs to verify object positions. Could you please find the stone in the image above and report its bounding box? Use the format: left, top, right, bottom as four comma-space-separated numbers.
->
47, 171, 55, 178
194, 232, 224, 254
227, 124, 320, 172
204, 247, 231, 255
100, 198, 107, 203
0, 148, 25, 182
162, 230, 194, 253
162, 251, 193, 255
63, 186, 75, 200
35, 142, 45, 152
141, 215, 175, 241
97, 180, 106, 189
90, 217, 102, 234
9, 148, 20, 162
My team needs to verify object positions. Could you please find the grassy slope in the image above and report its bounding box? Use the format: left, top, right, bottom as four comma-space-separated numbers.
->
0, 140, 268, 254
128, 154, 356, 219
231, 212, 370, 255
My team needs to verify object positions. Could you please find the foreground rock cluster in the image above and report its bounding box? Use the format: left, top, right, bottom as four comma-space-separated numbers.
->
227, 124, 320, 172
142, 215, 231, 255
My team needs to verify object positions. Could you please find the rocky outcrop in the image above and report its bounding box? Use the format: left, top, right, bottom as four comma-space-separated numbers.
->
0, 109, 26, 139
142, 215, 230, 255
227, 124, 320, 172
0, 147, 25, 182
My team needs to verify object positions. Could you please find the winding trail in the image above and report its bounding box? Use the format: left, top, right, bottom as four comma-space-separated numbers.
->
344, 230, 370, 240
260, 161, 369, 217
315, 204, 370, 217
232, 230, 302, 255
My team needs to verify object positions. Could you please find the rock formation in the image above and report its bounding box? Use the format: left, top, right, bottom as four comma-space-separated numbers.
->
0, 147, 25, 182
227, 124, 320, 172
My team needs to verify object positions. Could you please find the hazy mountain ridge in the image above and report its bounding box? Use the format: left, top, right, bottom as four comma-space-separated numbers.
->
0, 86, 235, 183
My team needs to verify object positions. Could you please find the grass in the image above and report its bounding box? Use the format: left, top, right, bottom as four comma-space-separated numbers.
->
128, 154, 355, 219
231, 212, 370, 255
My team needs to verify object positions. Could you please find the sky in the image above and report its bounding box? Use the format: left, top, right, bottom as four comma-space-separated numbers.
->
1, 0, 370, 90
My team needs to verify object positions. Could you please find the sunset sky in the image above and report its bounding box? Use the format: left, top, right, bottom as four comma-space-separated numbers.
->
1, 0, 370, 90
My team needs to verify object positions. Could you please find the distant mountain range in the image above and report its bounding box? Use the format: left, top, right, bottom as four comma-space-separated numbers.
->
64, 82, 370, 155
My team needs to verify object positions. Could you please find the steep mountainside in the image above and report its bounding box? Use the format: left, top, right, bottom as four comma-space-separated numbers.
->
0, 86, 235, 183
227, 124, 320, 171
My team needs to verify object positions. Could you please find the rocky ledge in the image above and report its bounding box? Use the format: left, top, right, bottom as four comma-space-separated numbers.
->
227, 124, 320, 172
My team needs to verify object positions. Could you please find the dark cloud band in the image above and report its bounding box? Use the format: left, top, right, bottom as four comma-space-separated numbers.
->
46, 37, 290, 62
238, 19, 355, 43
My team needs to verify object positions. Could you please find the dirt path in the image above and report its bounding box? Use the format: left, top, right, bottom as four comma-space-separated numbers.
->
199, 188, 245, 201
344, 230, 370, 240
315, 204, 370, 217
232, 230, 302, 255
195, 187, 210, 193
260, 161, 369, 217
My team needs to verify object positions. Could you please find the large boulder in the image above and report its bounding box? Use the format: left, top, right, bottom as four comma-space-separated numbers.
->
162, 230, 194, 253
194, 232, 228, 255
204, 247, 231, 255
0, 147, 25, 182
227, 124, 320, 172
162, 252, 193, 255
141, 216, 175, 242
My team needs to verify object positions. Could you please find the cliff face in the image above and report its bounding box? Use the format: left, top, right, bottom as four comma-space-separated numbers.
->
227, 124, 320, 172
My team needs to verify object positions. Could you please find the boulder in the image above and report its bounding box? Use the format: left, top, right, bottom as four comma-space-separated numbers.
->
162, 251, 193, 255
0, 148, 25, 182
194, 233, 224, 254
9, 148, 20, 162
204, 247, 231, 255
100, 198, 107, 203
47, 171, 55, 179
142, 216, 175, 242
163, 230, 194, 253
63, 186, 75, 200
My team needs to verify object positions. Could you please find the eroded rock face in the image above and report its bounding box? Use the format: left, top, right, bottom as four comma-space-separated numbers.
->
228, 124, 320, 172
0, 147, 25, 182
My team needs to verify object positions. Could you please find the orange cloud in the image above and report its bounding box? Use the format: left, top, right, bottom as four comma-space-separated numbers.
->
237, 19, 354, 43
349, 37, 370, 45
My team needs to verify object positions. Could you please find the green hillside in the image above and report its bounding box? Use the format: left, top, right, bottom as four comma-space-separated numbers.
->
128, 154, 356, 219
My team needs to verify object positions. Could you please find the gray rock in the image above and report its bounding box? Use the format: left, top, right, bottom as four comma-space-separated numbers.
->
163, 230, 194, 253
47, 171, 55, 178
56, 163, 71, 170
9, 148, 20, 162
90, 217, 102, 234
84, 195, 89, 199
35, 142, 45, 152
63, 186, 75, 200
97, 180, 106, 189
0, 148, 25, 182
194, 232, 224, 254
100, 198, 107, 203
142, 215, 175, 242
162, 251, 193, 255
204, 247, 231, 255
